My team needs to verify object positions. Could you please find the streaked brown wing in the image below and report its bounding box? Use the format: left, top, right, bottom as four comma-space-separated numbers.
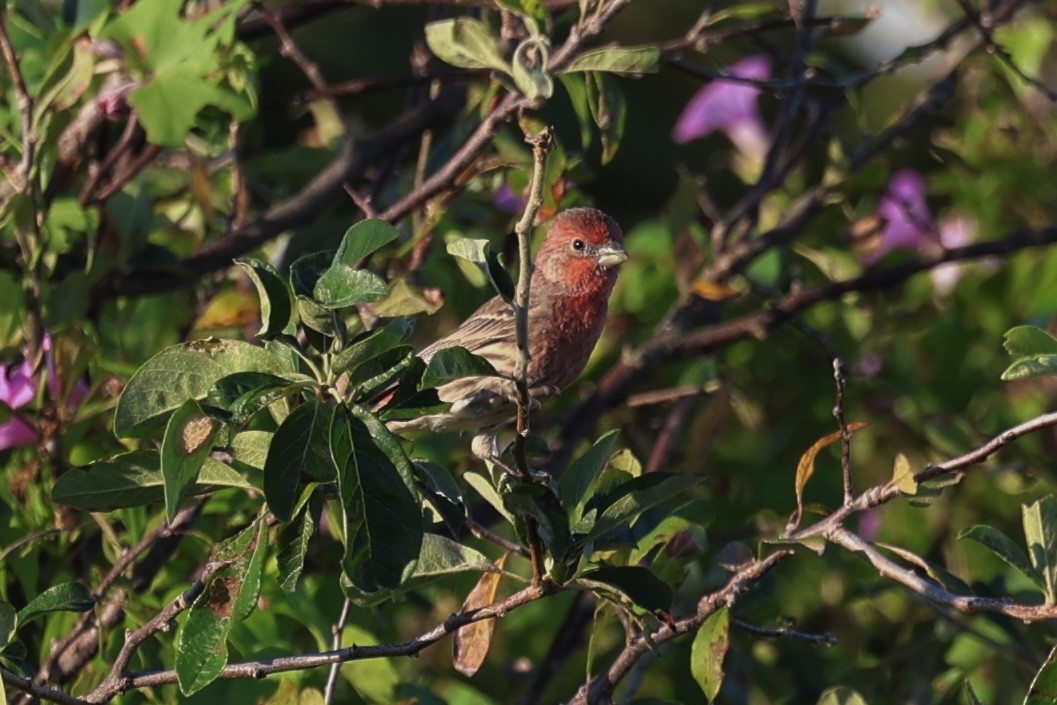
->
418, 295, 518, 377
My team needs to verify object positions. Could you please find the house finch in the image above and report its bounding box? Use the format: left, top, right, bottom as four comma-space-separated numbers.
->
386, 207, 627, 457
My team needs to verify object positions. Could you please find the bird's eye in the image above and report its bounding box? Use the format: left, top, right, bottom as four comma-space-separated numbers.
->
571, 239, 585, 251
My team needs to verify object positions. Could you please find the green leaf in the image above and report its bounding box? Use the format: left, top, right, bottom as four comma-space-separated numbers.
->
959, 525, 1041, 590
562, 45, 660, 74
331, 405, 422, 592
420, 346, 499, 389
578, 564, 672, 612
341, 534, 497, 606
276, 492, 320, 592
1023, 496, 1057, 604
558, 73, 593, 152
235, 259, 293, 339
313, 266, 389, 310
816, 686, 869, 705
446, 237, 515, 302
0, 602, 15, 647
333, 317, 415, 377
333, 219, 400, 267
16, 583, 94, 625
54, 452, 251, 511
511, 37, 553, 100
1004, 326, 1057, 357
205, 371, 299, 425
115, 339, 291, 438
560, 430, 620, 518
690, 607, 729, 702
415, 461, 466, 535
175, 521, 262, 695
263, 400, 333, 523
1001, 355, 1057, 381
424, 18, 509, 72
581, 473, 704, 543
464, 471, 515, 524
504, 483, 571, 570
1026, 644, 1057, 705
161, 399, 220, 521
231, 521, 267, 622
586, 72, 626, 164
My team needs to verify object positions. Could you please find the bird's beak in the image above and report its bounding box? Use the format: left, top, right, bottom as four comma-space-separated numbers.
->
596, 242, 629, 269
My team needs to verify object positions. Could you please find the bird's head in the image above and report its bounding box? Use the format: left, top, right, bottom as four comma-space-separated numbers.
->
535, 207, 627, 293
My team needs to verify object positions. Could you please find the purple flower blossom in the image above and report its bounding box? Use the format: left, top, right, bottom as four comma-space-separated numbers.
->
0, 361, 38, 451
492, 181, 524, 215
0, 335, 89, 452
672, 55, 772, 160
864, 169, 980, 293
867, 169, 935, 263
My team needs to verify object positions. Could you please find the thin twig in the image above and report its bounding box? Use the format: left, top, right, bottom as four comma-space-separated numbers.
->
732, 617, 837, 645
0, 14, 36, 191
323, 598, 353, 704
1, 668, 90, 705
832, 357, 853, 504
512, 125, 554, 586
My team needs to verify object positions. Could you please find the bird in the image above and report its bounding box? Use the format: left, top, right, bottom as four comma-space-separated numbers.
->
386, 207, 627, 458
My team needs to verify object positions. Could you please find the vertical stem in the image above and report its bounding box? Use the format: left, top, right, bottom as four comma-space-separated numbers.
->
512, 125, 554, 585
323, 597, 352, 704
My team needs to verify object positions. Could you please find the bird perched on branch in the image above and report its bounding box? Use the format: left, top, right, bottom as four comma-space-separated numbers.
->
386, 207, 627, 457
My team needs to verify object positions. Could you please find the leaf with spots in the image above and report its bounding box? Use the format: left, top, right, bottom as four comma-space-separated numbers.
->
175, 519, 264, 695
161, 399, 220, 521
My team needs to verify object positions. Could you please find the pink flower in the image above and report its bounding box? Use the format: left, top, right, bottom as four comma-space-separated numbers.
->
672, 55, 772, 160
0, 361, 38, 451
0, 335, 90, 452
867, 169, 935, 263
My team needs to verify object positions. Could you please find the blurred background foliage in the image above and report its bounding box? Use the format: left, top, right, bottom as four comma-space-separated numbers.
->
3, 0, 1057, 703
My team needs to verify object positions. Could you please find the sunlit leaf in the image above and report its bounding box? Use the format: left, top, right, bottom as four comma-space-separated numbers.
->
690, 607, 729, 702
453, 554, 507, 676
562, 45, 660, 74
425, 18, 508, 72
792, 422, 867, 526
890, 453, 917, 495
1023, 496, 1057, 604
161, 399, 219, 521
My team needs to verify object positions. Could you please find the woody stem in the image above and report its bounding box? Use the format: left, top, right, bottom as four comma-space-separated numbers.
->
513, 124, 554, 586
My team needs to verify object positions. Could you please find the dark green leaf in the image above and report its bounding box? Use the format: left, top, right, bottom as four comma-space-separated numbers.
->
582, 474, 704, 543
959, 524, 1041, 591
161, 399, 220, 521
578, 564, 672, 612
1023, 496, 1057, 604
560, 430, 620, 518
421, 346, 499, 389
208, 373, 300, 426
415, 461, 466, 535
558, 73, 593, 151
16, 583, 94, 625
331, 404, 422, 591
341, 534, 496, 606
263, 400, 334, 522
277, 492, 320, 592
562, 45, 660, 74
235, 258, 293, 339
352, 347, 418, 400
586, 71, 626, 164
115, 339, 292, 438
332, 219, 400, 267
332, 317, 415, 376
0, 602, 14, 647
690, 607, 729, 702
289, 251, 333, 299
53, 452, 252, 511
504, 482, 571, 571
424, 18, 508, 72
